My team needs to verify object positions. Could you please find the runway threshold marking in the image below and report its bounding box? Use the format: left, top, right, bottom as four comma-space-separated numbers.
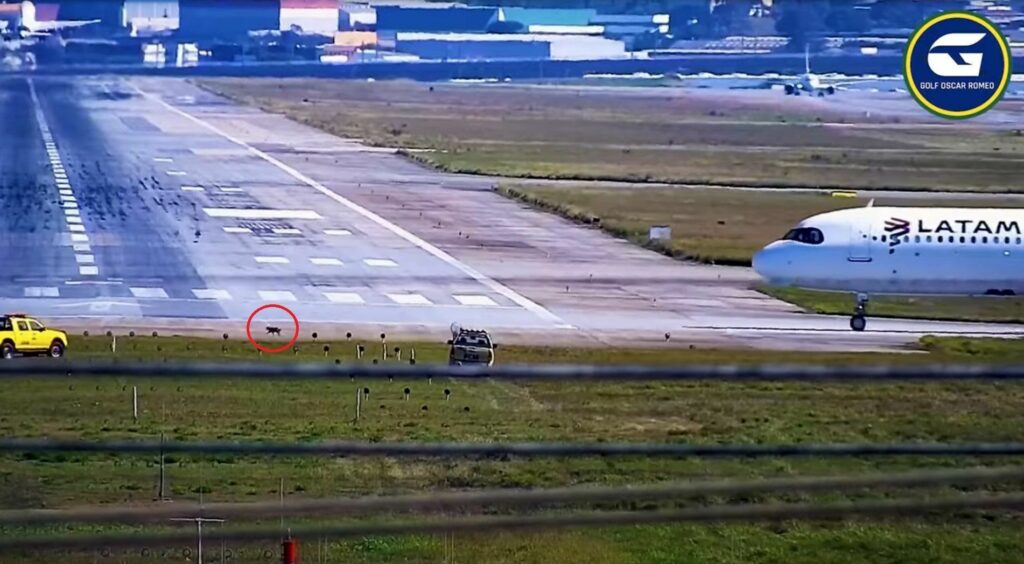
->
137, 85, 569, 328
28, 79, 98, 278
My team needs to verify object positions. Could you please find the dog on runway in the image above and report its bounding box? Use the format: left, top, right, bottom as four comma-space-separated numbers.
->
265, 326, 282, 336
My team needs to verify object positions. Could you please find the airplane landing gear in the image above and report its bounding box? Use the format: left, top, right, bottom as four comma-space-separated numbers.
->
850, 293, 868, 332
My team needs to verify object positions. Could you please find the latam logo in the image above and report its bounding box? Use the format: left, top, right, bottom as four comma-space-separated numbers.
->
884, 217, 911, 247
927, 33, 986, 77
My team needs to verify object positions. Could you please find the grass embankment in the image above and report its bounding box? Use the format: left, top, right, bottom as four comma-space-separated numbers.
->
194, 78, 1024, 193
5, 336, 1024, 562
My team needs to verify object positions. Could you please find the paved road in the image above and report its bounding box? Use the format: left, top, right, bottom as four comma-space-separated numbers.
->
2, 76, 1022, 351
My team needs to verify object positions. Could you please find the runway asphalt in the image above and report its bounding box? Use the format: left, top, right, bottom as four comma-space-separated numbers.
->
1, 75, 1022, 351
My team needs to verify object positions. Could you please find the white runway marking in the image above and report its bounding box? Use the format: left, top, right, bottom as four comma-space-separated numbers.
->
324, 292, 364, 304
139, 86, 567, 327
65, 209, 80, 216
310, 258, 343, 266
387, 293, 432, 305
154, 157, 174, 163
192, 289, 232, 300
66, 216, 83, 224
63, 202, 78, 209
219, 187, 244, 193
272, 228, 302, 235
323, 229, 352, 236
71, 234, 89, 242
166, 170, 187, 176
222, 226, 252, 234
69, 225, 86, 233
181, 186, 205, 192
255, 256, 290, 264
24, 287, 59, 298
59, 190, 73, 196
72, 244, 90, 252
453, 294, 499, 307
258, 290, 296, 302
74, 254, 95, 264
60, 194, 76, 202
79, 266, 99, 276
203, 208, 322, 220
364, 258, 398, 267
130, 287, 169, 299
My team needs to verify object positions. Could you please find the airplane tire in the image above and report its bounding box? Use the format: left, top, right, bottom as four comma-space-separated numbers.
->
850, 315, 867, 332
1, 342, 14, 360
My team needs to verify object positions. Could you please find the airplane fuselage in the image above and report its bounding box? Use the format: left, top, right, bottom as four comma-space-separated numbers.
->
754, 207, 1024, 295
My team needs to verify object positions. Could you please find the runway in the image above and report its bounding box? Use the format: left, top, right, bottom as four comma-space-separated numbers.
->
1, 75, 1022, 351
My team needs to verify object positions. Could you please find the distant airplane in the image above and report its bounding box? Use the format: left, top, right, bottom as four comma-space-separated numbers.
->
753, 203, 1024, 331
779, 45, 859, 97
5, 1, 98, 39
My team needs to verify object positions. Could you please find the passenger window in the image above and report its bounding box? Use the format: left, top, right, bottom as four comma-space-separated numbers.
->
28, 321, 42, 331
914, 236, 920, 243
960, 236, 966, 243
938, 236, 944, 243
982, 237, 988, 243
16, 321, 28, 331
926, 236, 932, 242
881, 235, 887, 242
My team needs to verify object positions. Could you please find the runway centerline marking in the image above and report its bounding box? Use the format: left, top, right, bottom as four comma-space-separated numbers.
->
272, 228, 302, 235
24, 287, 60, 298
255, 256, 290, 264
387, 293, 432, 305
323, 229, 352, 236
72, 244, 91, 252
324, 292, 364, 304
203, 208, 322, 220
258, 290, 296, 302
222, 226, 252, 234
71, 234, 89, 242
310, 258, 343, 266
181, 186, 204, 192
453, 294, 499, 307
138, 84, 567, 327
79, 266, 98, 276
130, 287, 170, 299
192, 289, 232, 300
364, 258, 398, 268
74, 254, 95, 264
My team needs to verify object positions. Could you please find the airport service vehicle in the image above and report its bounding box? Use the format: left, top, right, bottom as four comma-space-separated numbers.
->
448, 327, 496, 366
0, 314, 69, 358
753, 205, 1024, 331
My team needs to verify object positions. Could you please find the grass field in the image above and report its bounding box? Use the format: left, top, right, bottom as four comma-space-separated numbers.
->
194, 78, 1024, 193
4, 336, 1024, 562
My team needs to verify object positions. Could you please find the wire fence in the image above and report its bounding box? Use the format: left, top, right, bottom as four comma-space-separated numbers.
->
5, 493, 1024, 551
3, 361, 1024, 552
3, 361, 1024, 381
2, 465, 1022, 527
4, 438, 1024, 458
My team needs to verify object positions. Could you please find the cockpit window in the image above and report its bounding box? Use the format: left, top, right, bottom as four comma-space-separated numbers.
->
782, 227, 824, 245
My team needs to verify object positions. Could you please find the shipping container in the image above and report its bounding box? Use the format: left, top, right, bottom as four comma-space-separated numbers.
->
179, 0, 279, 40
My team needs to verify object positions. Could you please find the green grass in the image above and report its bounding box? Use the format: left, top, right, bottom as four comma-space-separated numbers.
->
762, 286, 1024, 325
193, 78, 1024, 193
4, 335, 1024, 562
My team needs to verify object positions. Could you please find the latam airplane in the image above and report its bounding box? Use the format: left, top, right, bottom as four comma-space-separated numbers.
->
753, 204, 1024, 331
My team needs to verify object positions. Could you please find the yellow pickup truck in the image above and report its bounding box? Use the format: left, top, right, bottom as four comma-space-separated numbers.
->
0, 314, 68, 359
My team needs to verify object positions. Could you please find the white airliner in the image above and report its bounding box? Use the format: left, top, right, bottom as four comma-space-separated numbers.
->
5, 1, 98, 39
753, 204, 1024, 331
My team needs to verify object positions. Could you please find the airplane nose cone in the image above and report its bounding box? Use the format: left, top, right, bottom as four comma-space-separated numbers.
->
752, 244, 784, 282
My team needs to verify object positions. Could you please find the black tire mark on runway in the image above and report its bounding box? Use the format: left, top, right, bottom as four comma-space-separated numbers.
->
0, 78, 76, 286
33, 79, 226, 318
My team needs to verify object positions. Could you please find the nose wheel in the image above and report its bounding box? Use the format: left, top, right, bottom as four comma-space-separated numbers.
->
850, 293, 869, 332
